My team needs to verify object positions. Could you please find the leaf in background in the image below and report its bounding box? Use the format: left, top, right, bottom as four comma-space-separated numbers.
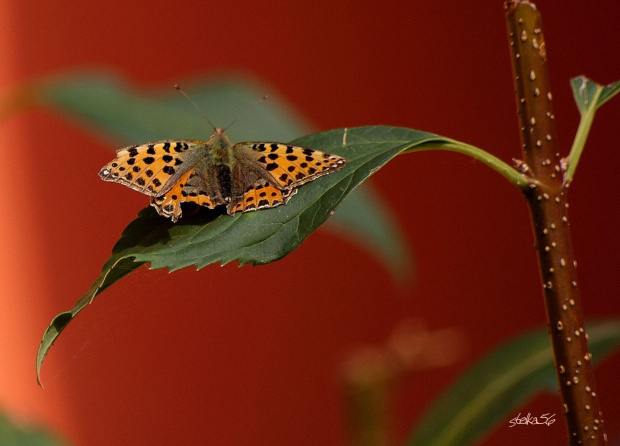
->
39, 72, 313, 143
0, 411, 67, 446
37, 125, 452, 383
407, 320, 620, 446
34, 72, 413, 280
324, 181, 413, 280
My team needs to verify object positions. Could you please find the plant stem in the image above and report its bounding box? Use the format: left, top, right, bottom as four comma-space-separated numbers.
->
505, 2, 606, 444
412, 140, 531, 189
565, 79, 600, 183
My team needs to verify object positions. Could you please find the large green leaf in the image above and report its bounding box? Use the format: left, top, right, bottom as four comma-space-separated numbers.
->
39, 72, 312, 144
37, 126, 465, 383
407, 320, 620, 446
34, 73, 413, 281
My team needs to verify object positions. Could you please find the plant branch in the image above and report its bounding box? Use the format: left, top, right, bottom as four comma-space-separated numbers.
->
505, 1, 606, 444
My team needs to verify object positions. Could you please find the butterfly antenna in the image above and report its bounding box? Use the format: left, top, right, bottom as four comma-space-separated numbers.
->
174, 84, 217, 130
223, 95, 270, 132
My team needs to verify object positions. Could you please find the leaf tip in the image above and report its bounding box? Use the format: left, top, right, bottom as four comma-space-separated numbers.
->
36, 311, 74, 386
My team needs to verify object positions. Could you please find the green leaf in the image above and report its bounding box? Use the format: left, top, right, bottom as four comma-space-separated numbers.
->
407, 320, 620, 446
37, 125, 459, 382
0, 411, 67, 446
35, 73, 413, 281
566, 76, 620, 181
570, 76, 620, 115
39, 72, 312, 144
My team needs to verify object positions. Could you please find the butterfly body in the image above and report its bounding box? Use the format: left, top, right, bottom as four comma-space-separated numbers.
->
99, 128, 347, 222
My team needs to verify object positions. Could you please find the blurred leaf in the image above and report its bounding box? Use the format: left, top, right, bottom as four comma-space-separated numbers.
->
38, 125, 454, 383
35, 72, 412, 280
39, 72, 312, 143
0, 412, 67, 446
407, 320, 620, 446
324, 182, 412, 280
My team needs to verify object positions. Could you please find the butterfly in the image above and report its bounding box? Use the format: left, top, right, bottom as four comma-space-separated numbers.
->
99, 127, 347, 222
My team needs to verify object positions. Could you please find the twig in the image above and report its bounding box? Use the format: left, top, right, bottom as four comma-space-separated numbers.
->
505, 1, 606, 444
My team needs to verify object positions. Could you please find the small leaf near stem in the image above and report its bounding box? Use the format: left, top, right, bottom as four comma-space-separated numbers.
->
565, 77, 620, 183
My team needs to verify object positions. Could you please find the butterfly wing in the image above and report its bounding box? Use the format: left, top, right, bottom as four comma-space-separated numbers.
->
233, 142, 347, 191
227, 180, 297, 215
149, 168, 220, 222
99, 140, 207, 197
100, 138, 347, 222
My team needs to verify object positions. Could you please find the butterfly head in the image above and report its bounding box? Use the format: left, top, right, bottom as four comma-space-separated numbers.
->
209, 127, 233, 146
207, 127, 235, 163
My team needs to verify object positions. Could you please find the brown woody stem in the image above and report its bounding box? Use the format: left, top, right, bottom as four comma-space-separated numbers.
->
504, 1, 606, 444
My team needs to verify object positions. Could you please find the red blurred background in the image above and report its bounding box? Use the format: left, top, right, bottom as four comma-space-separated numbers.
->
1, 1, 619, 445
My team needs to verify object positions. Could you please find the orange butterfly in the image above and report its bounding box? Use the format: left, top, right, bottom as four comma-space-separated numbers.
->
99, 127, 347, 222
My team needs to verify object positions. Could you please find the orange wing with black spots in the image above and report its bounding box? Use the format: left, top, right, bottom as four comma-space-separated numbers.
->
149, 169, 219, 222
227, 180, 297, 215
99, 140, 206, 196
234, 142, 347, 190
